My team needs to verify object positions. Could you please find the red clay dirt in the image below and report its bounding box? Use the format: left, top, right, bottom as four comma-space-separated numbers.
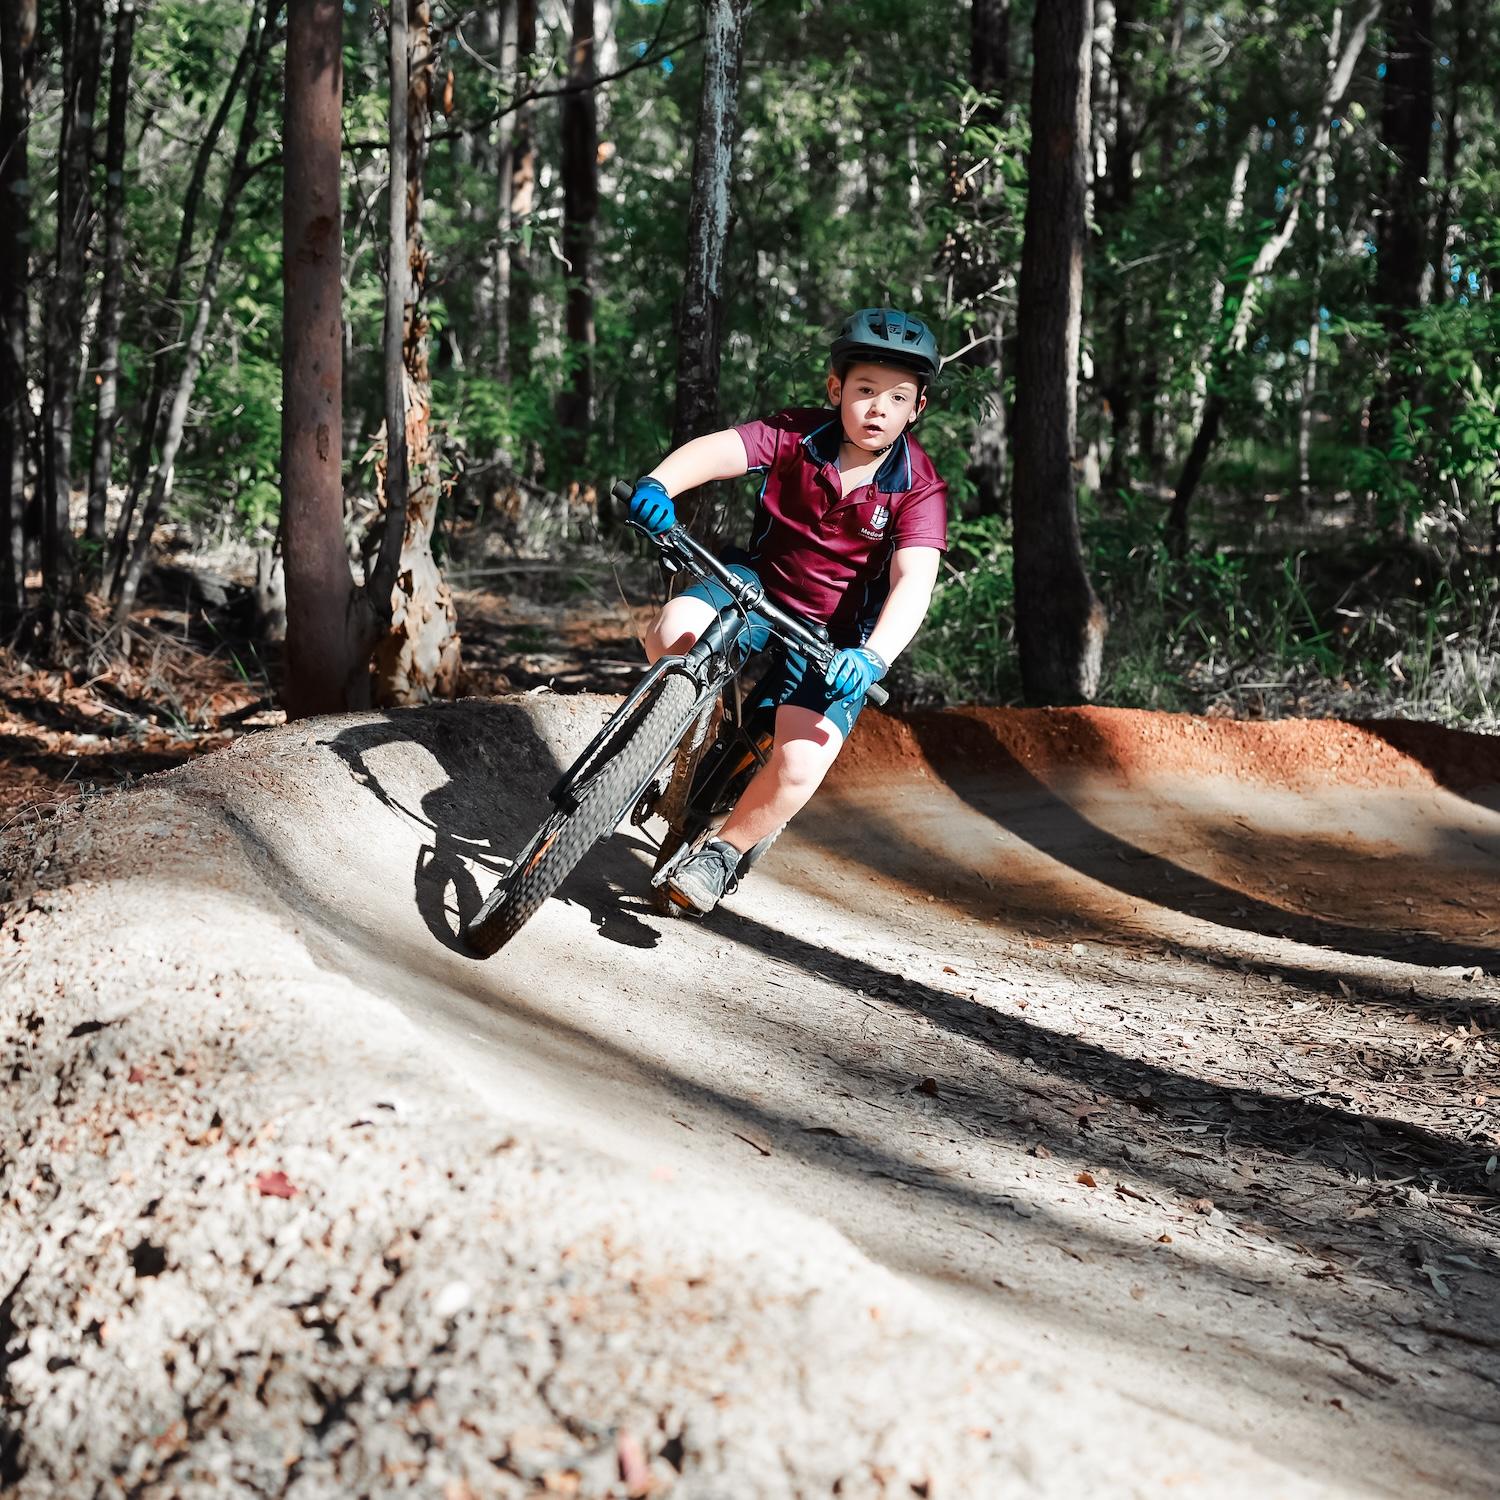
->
838, 704, 1500, 793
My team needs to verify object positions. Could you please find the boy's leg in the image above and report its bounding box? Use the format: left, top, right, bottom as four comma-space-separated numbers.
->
643, 595, 717, 661
715, 704, 845, 852
643, 562, 767, 662
666, 705, 848, 914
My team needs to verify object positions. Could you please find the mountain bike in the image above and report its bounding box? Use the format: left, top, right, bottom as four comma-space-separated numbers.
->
463, 480, 888, 955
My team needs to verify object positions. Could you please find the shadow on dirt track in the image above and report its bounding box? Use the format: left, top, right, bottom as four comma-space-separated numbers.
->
294, 698, 1500, 1493
898, 714, 1500, 975
319, 701, 1499, 1201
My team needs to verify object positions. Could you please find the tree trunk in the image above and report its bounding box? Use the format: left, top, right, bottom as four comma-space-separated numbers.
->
1297, 19, 1344, 511
1188, 136, 1252, 429
369, 0, 461, 705
507, 0, 537, 385
1090, 0, 1115, 197
670, 0, 748, 452
961, 0, 1010, 515
113, 1, 281, 620
1372, 0, 1434, 472
41, 0, 104, 608
281, 0, 360, 718
1430, 0, 1469, 303
85, 0, 137, 559
1376, 0, 1434, 321
1296, 172, 1331, 511
1011, 0, 1106, 705
374, 0, 410, 616
555, 0, 598, 472
1168, 1, 1378, 543
108, 5, 263, 596
491, 0, 516, 381
1099, 0, 1137, 493
1136, 299, 1160, 480
0, 0, 38, 622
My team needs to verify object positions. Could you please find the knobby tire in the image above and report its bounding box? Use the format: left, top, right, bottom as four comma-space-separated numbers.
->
464, 672, 702, 954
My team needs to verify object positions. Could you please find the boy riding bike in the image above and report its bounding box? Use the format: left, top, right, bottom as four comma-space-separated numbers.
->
628, 306, 948, 915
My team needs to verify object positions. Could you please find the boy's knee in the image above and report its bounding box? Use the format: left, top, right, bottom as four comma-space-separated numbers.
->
644, 610, 702, 662
769, 735, 840, 791
645, 595, 720, 662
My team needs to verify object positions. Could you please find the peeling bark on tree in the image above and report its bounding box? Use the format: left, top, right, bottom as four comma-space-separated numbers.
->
281, 0, 362, 718
0, 0, 38, 621
86, 0, 138, 557
1011, 0, 1106, 706
369, 0, 461, 706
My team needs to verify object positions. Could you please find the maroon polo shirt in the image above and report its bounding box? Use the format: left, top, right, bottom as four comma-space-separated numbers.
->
732, 407, 949, 643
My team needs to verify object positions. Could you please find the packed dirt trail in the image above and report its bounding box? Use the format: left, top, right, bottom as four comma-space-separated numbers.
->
4, 695, 1498, 1496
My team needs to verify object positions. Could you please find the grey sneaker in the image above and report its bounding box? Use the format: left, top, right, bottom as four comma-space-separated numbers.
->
666, 838, 742, 914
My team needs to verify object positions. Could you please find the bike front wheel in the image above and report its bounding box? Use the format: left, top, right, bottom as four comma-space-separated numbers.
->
464, 671, 703, 955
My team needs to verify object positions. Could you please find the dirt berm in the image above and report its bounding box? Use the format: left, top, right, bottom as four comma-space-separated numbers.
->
3, 696, 1498, 1497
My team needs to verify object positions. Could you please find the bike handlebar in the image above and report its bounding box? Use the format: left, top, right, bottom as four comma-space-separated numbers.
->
611, 480, 889, 709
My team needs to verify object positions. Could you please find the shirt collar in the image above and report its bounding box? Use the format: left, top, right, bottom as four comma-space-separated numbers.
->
874, 433, 913, 494
800, 419, 841, 467
800, 421, 913, 494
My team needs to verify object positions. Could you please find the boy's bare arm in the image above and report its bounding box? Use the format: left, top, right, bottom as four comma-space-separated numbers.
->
647, 430, 751, 496
863, 546, 941, 665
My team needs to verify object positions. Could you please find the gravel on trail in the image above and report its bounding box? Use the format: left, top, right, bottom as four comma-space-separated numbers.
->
2, 696, 1495, 1497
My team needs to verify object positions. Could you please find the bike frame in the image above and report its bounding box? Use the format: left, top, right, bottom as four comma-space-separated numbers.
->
550, 484, 888, 822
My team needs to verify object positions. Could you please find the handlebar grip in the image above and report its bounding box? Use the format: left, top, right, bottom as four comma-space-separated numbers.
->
612, 479, 634, 506
867, 681, 889, 708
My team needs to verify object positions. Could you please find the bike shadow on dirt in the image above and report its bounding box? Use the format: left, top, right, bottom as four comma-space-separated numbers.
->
324, 701, 666, 956
863, 712, 1500, 975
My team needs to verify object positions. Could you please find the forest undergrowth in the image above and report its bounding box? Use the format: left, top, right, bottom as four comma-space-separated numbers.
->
909, 491, 1500, 732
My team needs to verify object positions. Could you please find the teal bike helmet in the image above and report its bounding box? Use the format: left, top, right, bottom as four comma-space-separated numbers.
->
831, 307, 942, 386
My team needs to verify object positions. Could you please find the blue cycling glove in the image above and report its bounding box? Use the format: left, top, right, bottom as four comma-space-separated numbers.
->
825, 646, 887, 700
627, 476, 676, 535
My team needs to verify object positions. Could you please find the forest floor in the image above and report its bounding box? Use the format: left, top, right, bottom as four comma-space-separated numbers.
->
2, 551, 1498, 1496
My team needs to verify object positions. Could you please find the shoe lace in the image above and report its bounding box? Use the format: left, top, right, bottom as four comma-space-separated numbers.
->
706, 839, 740, 891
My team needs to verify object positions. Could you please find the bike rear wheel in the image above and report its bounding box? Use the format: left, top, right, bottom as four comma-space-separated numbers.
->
464, 671, 702, 954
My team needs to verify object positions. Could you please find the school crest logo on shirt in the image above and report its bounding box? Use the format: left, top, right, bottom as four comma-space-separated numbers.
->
859, 504, 891, 541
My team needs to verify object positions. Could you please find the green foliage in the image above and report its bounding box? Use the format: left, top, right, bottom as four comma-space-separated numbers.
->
905, 517, 1019, 704
31, 0, 1500, 728
183, 354, 283, 534
905, 498, 1500, 731
1351, 296, 1500, 538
